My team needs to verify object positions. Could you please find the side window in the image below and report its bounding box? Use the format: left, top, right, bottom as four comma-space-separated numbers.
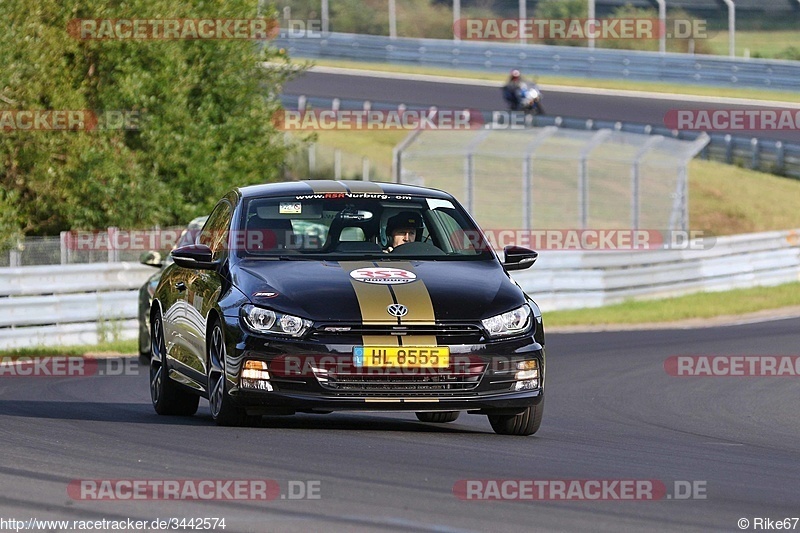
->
428, 209, 479, 255
197, 201, 233, 258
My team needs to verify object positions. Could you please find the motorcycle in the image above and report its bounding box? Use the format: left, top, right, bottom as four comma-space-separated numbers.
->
503, 82, 545, 115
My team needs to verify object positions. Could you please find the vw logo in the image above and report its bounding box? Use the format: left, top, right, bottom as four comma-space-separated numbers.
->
387, 304, 408, 318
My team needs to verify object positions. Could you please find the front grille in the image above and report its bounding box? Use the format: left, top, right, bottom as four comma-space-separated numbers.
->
313, 362, 487, 395
311, 324, 485, 342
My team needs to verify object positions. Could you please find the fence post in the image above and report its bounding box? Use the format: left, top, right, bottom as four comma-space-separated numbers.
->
60, 231, 68, 265
9, 240, 20, 268
578, 129, 611, 230
393, 129, 422, 183
107, 227, 120, 263
631, 136, 664, 230
679, 164, 689, 231
775, 141, 784, 174
724, 134, 733, 164
750, 137, 759, 170
522, 126, 558, 230
362, 157, 370, 181
464, 130, 491, 214
334, 149, 342, 180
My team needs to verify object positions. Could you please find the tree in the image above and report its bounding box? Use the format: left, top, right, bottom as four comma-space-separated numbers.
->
533, 0, 588, 46
0, 0, 296, 237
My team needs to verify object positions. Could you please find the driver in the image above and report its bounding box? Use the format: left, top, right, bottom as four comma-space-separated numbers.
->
384, 211, 423, 252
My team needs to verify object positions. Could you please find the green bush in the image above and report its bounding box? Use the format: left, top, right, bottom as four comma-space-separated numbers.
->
0, 0, 298, 236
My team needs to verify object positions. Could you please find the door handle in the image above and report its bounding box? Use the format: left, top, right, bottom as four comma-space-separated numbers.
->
175, 281, 187, 291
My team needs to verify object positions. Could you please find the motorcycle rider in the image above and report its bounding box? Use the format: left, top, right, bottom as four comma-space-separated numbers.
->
502, 68, 544, 115
502, 69, 525, 111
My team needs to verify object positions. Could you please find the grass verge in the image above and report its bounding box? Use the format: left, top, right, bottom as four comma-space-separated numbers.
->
707, 31, 800, 60
545, 282, 800, 327
0, 339, 138, 357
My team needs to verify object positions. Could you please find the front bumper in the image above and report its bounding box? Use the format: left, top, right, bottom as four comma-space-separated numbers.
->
222, 315, 545, 415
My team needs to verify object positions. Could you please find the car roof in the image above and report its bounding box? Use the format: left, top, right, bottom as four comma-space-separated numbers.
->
236, 180, 455, 201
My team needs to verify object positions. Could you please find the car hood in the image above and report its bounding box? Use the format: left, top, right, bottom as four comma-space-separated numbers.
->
232, 258, 524, 324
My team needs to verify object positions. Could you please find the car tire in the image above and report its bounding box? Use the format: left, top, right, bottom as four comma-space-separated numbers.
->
150, 309, 199, 416
487, 400, 544, 436
207, 320, 260, 427
416, 411, 460, 423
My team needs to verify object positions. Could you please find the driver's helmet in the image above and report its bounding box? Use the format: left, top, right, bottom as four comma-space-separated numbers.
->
510, 69, 521, 80
386, 211, 423, 236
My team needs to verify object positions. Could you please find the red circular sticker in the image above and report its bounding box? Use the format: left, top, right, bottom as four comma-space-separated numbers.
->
349, 267, 417, 285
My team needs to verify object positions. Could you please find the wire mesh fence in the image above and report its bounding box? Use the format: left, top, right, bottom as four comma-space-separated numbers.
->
284, 141, 391, 182
396, 126, 709, 231
0, 228, 186, 268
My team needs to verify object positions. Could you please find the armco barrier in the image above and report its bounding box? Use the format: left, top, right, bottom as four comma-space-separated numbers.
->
511, 229, 800, 311
274, 32, 800, 91
1, 230, 799, 349
0, 262, 153, 350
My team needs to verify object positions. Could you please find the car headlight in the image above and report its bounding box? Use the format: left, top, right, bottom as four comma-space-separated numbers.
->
482, 305, 533, 339
242, 304, 312, 337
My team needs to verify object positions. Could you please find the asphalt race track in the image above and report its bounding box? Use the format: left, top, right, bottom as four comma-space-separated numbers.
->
2, 317, 799, 532
283, 70, 800, 144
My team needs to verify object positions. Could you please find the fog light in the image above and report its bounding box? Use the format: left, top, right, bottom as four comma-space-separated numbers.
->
513, 360, 539, 391
514, 379, 539, 391
240, 360, 273, 390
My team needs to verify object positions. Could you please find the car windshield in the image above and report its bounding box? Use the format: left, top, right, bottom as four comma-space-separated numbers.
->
234, 194, 494, 261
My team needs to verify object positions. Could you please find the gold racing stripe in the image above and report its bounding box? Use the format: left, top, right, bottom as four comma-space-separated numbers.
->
307, 180, 348, 194
389, 262, 437, 346
340, 261, 440, 347
401, 335, 438, 346
340, 261, 395, 326
362, 335, 400, 346
340, 180, 384, 193
389, 262, 436, 325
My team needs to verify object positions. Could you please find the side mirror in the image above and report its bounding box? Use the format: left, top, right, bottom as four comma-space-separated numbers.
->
171, 244, 219, 270
502, 245, 538, 271
139, 251, 163, 268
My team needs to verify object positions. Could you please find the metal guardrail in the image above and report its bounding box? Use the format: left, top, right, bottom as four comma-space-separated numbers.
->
280, 94, 800, 180
1, 231, 798, 348
275, 32, 800, 91
0, 262, 153, 349
512, 229, 800, 311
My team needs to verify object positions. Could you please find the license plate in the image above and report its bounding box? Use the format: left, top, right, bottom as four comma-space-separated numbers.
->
353, 346, 450, 368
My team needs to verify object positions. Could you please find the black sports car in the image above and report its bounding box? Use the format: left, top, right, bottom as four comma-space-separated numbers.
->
149, 180, 545, 435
